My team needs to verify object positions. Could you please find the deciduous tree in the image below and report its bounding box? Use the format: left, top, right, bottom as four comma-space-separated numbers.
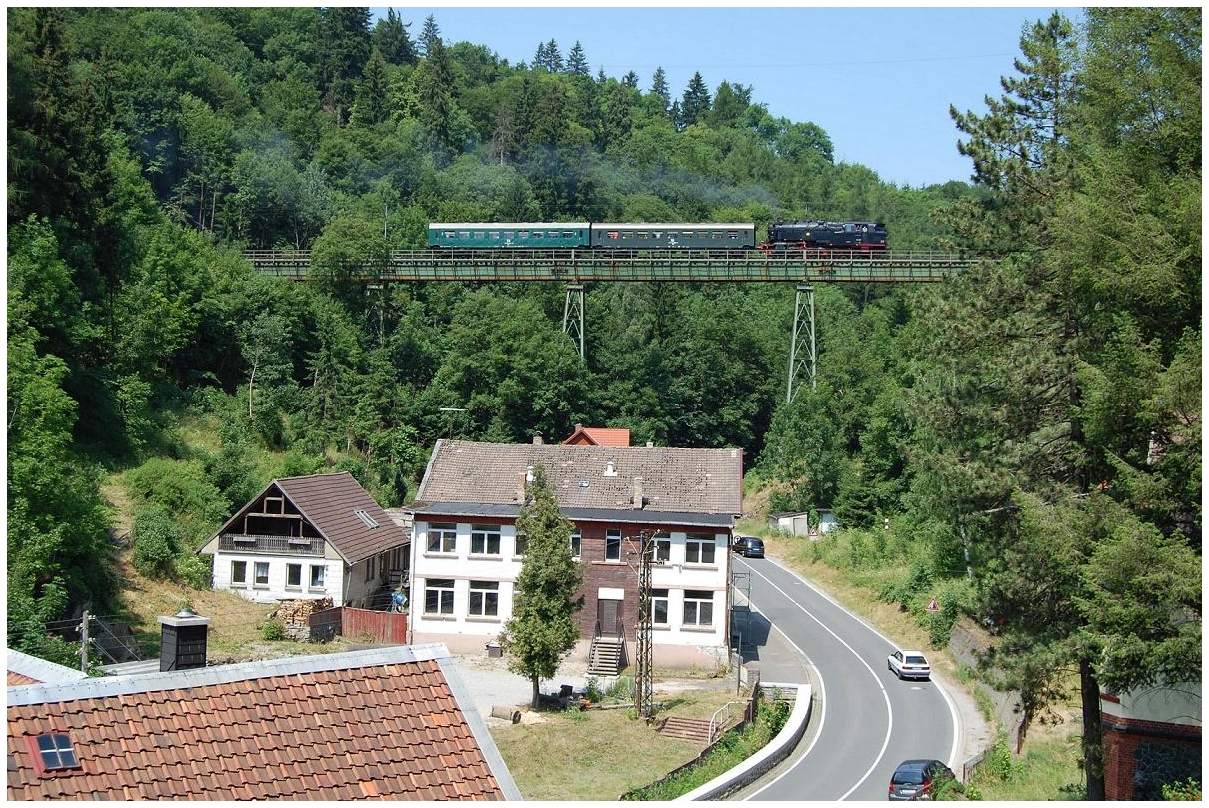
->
498, 465, 585, 707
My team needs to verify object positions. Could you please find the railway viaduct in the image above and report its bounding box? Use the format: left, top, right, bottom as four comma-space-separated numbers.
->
243, 249, 981, 402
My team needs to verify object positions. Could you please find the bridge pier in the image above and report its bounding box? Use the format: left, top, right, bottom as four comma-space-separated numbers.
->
787, 284, 816, 402
562, 283, 585, 358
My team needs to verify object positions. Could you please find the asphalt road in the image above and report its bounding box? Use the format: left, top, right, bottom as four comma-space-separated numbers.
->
731, 554, 961, 801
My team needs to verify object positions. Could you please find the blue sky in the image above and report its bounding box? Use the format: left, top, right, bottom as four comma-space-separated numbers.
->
380, 4, 1079, 188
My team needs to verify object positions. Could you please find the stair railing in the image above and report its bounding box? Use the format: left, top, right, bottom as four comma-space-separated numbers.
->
708, 701, 749, 744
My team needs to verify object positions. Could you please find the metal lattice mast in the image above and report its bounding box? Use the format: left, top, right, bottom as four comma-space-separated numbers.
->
634, 531, 654, 720
787, 284, 816, 402
562, 283, 585, 358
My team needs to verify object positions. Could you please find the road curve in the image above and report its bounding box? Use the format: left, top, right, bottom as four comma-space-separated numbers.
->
732, 555, 959, 801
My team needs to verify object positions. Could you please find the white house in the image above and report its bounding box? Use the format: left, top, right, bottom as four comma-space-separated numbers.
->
199, 472, 409, 607
408, 438, 744, 671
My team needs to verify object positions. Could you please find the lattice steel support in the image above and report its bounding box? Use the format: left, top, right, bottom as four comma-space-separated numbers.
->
787, 284, 817, 402
633, 531, 654, 721
562, 283, 585, 358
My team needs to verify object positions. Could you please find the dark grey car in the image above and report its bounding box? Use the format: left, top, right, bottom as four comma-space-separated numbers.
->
888, 759, 955, 800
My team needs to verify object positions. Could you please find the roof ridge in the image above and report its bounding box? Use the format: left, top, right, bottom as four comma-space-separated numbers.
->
7, 643, 453, 706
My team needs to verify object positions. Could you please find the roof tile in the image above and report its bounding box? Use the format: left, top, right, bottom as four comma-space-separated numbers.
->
7, 647, 509, 801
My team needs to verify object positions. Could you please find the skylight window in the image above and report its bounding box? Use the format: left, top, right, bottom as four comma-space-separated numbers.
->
34, 733, 79, 771
353, 508, 379, 529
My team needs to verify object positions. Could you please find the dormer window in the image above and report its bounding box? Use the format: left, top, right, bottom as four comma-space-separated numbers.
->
28, 733, 80, 775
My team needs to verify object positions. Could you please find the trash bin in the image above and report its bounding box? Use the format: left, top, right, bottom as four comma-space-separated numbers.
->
486, 641, 501, 658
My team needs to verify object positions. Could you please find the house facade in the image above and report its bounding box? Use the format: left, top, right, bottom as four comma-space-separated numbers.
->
408, 438, 744, 669
198, 472, 409, 608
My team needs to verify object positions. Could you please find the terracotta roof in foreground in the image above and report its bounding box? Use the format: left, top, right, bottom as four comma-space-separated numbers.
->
415, 440, 743, 516
7, 644, 517, 801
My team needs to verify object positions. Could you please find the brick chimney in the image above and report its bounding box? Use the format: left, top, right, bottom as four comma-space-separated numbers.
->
532, 433, 543, 445
516, 472, 527, 503
632, 477, 645, 510
158, 608, 210, 671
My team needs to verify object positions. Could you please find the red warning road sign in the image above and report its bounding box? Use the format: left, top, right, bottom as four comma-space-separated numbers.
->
925, 598, 940, 613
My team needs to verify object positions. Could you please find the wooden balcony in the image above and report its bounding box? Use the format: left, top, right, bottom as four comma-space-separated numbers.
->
217, 533, 325, 556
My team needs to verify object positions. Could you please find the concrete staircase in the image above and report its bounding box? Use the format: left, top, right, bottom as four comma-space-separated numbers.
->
656, 716, 713, 743
587, 636, 626, 677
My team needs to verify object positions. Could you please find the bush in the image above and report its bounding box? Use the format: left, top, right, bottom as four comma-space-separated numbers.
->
173, 553, 212, 590
132, 505, 181, 578
259, 620, 286, 641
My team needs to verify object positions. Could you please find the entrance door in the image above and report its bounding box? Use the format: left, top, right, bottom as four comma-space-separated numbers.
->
598, 599, 623, 636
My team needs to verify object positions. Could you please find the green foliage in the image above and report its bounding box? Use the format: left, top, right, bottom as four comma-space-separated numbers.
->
132, 504, 183, 578
173, 553, 214, 590
498, 466, 585, 706
1162, 778, 1202, 801
259, 620, 286, 641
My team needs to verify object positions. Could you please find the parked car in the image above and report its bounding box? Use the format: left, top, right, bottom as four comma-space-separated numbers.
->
732, 536, 765, 558
887, 649, 931, 680
888, 758, 955, 800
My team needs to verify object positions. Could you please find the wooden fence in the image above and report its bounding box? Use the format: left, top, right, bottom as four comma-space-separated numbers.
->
308, 607, 408, 645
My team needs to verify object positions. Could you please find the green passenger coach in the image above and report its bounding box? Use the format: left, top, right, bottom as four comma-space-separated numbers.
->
590, 223, 756, 250
428, 222, 591, 249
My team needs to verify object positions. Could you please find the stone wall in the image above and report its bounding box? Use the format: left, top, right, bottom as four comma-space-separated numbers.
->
947, 617, 1024, 752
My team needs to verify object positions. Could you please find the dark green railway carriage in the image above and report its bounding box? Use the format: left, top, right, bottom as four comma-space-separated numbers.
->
589, 222, 756, 250
427, 222, 591, 249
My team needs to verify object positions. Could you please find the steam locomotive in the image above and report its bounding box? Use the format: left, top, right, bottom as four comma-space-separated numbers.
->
427, 220, 888, 253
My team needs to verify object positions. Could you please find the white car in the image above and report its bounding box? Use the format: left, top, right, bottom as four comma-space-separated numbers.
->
887, 649, 931, 680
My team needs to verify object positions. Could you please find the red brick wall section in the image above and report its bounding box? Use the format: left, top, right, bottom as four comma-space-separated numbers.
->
1102, 714, 1202, 800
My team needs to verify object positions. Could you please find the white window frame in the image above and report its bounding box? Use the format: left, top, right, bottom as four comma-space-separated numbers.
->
685, 534, 717, 565
683, 590, 714, 627
424, 578, 455, 615
652, 532, 671, 562
309, 564, 325, 590
652, 588, 669, 626
471, 524, 502, 556
286, 563, 302, 590
513, 530, 527, 558
253, 561, 270, 588
427, 522, 457, 554
570, 529, 581, 559
231, 560, 247, 586
468, 581, 500, 618
605, 528, 622, 562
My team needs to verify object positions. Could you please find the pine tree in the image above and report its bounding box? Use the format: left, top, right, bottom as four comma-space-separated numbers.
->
350, 49, 391, 127
676, 71, 711, 129
373, 8, 416, 65
320, 6, 372, 126
498, 466, 585, 707
418, 14, 441, 58
566, 40, 589, 76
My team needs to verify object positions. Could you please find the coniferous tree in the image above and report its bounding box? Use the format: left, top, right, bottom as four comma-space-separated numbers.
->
418, 14, 441, 58
373, 8, 416, 65
320, 6, 372, 126
676, 71, 711, 129
498, 465, 585, 707
566, 40, 589, 76
350, 49, 391, 127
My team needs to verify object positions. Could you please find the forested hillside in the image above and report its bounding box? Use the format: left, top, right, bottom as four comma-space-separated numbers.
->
6, 8, 1200, 794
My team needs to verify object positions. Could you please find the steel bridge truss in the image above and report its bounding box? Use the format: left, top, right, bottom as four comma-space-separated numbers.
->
245, 249, 978, 397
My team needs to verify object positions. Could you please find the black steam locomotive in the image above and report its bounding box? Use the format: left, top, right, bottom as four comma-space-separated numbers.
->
761, 220, 888, 254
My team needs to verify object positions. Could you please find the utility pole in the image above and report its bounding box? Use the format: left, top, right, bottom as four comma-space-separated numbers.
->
79, 611, 90, 673
633, 531, 654, 721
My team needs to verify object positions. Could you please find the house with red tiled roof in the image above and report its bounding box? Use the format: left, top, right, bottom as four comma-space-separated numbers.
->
563, 423, 631, 447
199, 472, 409, 607
408, 438, 744, 671
6, 643, 520, 800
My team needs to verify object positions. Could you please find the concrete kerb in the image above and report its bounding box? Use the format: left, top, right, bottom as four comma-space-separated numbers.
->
675, 682, 813, 801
